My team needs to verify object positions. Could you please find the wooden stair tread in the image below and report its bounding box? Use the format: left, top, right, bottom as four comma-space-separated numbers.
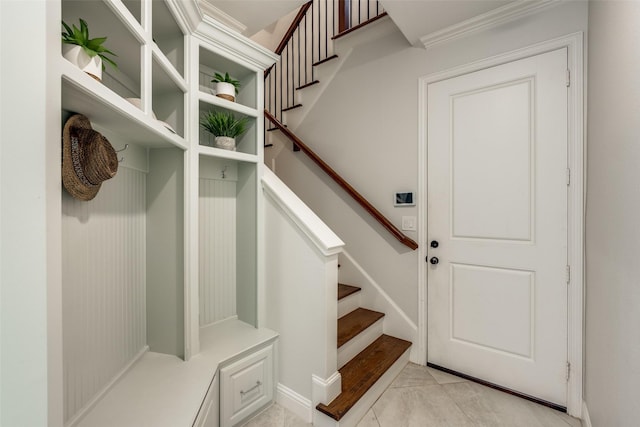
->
313, 54, 339, 66
338, 284, 361, 300
297, 80, 320, 90
338, 308, 384, 348
282, 104, 303, 112
316, 335, 411, 421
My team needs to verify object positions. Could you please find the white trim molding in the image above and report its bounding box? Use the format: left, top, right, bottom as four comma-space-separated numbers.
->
417, 32, 585, 417
276, 383, 313, 423
262, 168, 345, 256
419, 0, 562, 50
197, 0, 247, 34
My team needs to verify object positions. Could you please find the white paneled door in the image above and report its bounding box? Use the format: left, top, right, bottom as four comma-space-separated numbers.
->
427, 48, 568, 406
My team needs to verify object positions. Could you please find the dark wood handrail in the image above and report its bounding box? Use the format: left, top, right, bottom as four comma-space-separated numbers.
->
264, 1, 313, 78
265, 110, 419, 251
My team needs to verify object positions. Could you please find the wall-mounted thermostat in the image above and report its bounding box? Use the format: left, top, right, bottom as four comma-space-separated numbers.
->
394, 192, 415, 207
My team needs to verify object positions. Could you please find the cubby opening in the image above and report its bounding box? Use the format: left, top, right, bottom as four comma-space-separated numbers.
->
152, 55, 185, 137
61, 118, 185, 422
199, 102, 257, 155
199, 46, 258, 110
62, 0, 142, 99
199, 157, 258, 331
152, 0, 185, 76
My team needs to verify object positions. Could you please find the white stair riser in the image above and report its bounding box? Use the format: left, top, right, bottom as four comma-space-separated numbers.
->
313, 348, 410, 427
337, 292, 361, 318
337, 317, 383, 369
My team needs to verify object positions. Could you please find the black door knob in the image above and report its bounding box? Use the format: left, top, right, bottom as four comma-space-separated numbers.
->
430, 240, 439, 248
430, 257, 439, 265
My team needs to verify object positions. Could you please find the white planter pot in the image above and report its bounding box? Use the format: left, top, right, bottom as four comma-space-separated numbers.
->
215, 136, 236, 151
215, 82, 236, 102
62, 44, 102, 81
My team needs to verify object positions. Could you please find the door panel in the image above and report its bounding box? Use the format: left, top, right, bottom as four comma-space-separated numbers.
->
427, 48, 568, 405
451, 78, 534, 242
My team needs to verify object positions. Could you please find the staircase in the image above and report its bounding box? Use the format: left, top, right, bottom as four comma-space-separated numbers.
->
264, 0, 390, 138
313, 284, 411, 427
262, 2, 415, 426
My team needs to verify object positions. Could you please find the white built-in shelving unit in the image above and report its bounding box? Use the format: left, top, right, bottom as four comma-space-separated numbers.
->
56, 0, 278, 426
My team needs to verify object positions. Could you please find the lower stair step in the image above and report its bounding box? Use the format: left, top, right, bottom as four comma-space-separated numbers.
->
338, 308, 384, 348
316, 335, 412, 421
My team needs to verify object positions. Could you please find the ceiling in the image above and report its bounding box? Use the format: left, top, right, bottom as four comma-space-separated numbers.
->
200, 0, 306, 36
379, 0, 513, 46
200, 0, 519, 46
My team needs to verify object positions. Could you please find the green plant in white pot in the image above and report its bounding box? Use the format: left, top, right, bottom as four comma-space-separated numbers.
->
201, 110, 249, 151
62, 18, 117, 81
211, 72, 240, 102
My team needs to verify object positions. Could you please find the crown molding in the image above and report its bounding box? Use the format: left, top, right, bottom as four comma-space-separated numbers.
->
198, 0, 248, 34
419, 0, 562, 49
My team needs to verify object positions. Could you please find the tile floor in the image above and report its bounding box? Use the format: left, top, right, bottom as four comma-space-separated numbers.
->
241, 363, 582, 427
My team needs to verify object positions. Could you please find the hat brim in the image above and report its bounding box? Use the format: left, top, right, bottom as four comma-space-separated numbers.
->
62, 114, 101, 201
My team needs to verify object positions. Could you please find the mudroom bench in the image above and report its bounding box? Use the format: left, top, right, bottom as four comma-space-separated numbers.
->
74, 320, 278, 427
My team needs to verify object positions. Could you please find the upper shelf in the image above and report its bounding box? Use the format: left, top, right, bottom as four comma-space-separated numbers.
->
61, 59, 187, 150
198, 91, 258, 118
199, 45, 258, 110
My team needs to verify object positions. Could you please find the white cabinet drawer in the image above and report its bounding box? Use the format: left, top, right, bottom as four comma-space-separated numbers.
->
220, 345, 274, 427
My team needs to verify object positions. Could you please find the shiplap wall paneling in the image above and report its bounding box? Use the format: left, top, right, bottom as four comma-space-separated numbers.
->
62, 162, 147, 423
199, 157, 237, 326
146, 148, 185, 358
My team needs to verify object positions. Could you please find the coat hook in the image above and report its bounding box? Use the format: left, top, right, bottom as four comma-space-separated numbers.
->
116, 143, 129, 153
221, 165, 227, 179
119, 156, 125, 163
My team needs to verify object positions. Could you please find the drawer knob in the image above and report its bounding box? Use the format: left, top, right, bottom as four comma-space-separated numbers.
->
240, 380, 262, 396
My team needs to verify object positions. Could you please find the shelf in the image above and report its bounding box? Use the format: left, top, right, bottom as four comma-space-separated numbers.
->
198, 91, 259, 118
63, 0, 143, 98
198, 145, 259, 164
61, 60, 187, 150
152, 0, 185, 77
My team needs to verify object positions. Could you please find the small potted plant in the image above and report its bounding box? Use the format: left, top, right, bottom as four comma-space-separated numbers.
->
200, 110, 249, 151
211, 72, 241, 102
62, 18, 117, 81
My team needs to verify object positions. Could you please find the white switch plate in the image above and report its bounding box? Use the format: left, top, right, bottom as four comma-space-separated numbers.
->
402, 216, 416, 231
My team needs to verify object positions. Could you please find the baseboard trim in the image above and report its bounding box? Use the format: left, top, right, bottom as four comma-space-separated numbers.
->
276, 383, 312, 423
581, 401, 592, 427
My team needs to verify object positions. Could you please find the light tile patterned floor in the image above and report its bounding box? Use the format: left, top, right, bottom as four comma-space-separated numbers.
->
241, 363, 582, 427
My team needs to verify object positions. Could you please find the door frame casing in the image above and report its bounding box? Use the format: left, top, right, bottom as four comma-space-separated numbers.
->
417, 32, 584, 417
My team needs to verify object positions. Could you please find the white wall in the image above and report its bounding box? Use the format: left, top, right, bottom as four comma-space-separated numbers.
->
268, 1, 588, 325
0, 1, 62, 426
585, 1, 640, 424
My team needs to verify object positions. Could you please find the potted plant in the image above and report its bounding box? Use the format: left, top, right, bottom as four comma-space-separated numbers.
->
211, 72, 241, 102
200, 110, 249, 151
62, 18, 117, 81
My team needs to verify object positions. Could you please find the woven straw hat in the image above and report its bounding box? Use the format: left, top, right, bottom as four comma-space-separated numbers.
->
62, 114, 118, 201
